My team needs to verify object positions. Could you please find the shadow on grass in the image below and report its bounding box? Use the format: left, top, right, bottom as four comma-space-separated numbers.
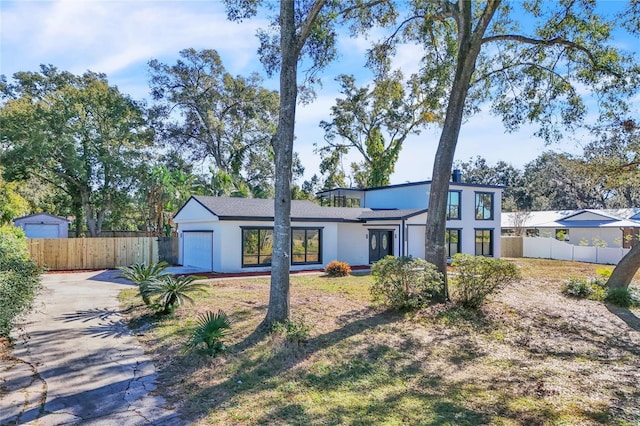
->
605, 304, 640, 332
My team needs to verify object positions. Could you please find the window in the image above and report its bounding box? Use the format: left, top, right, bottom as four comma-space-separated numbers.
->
445, 229, 461, 258
475, 229, 493, 256
447, 191, 461, 220
291, 228, 322, 265
242, 228, 274, 267
242, 227, 322, 267
475, 192, 494, 220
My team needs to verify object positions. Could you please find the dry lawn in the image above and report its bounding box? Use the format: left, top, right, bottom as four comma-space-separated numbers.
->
120, 259, 640, 425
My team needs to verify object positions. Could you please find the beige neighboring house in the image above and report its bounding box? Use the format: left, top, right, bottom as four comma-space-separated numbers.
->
502, 209, 640, 248
13, 213, 70, 238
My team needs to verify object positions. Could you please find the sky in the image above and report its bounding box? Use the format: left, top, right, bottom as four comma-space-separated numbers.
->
1, 0, 638, 186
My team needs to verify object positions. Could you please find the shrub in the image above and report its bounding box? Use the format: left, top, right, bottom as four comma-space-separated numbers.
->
149, 275, 208, 315
325, 260, 351, 277
605, 287, 633, 308
451, 254, 520, 309
183, 310, 231, 356
117, 262, 170, 305
562, 276, 607, 301
271, 316, 311, 345
370, 256, 443, 311
0, 225, 42, 337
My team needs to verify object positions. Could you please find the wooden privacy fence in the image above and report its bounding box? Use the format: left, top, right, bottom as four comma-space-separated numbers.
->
501, 236, 523, 258
27, 237, 160, 270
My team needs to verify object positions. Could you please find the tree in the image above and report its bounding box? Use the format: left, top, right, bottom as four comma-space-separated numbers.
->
0, 66, 153, 236
375, 1, 640, 295
149, 49, 281, 197
224, 0, 395, 325
0, 169, 30, 224
318, 71, 441, 188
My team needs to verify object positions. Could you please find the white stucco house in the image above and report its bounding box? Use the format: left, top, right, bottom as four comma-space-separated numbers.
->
13, 213, 70, 238
173, 176, 503, 272
502, 208, 640, 248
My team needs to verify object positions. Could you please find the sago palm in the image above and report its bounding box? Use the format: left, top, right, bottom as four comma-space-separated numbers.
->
117, 262, 170, 305
149, 275, 208, 314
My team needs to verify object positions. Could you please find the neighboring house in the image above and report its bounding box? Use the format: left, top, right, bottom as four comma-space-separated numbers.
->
13, 213, 70, 238
173, 175, 503, 273
502, 208, 640, 248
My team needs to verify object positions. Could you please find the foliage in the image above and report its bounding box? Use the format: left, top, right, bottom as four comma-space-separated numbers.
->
317, 71, 441, 188
324, 260, 351, 278
604, 287, 636, 308
149, 275, 208, 315
117, 262, 170, 306
183, 310, 231, 356
0, 169, 30, 224
370, 256, 444, 311
0, 225, 42, 337
149, 48, 290, 198
451, 254, 521, 309
0, 66, 154, 236
562, 277, 606, 301
270, 316, 311, 345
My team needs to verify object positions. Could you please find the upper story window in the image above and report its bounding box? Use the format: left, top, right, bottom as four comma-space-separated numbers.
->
475, 192, 494, 220
447, 191, 461, 220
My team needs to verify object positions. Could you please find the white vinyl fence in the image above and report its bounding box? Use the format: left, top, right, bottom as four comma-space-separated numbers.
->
523, 237, 630, 265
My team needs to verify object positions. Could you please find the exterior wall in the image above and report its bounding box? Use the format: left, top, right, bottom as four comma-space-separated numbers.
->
364, 183, 430, 209
454, 188, 502, 257
566, 211, 613, 221
563, 228, 622, 248
336, 223, 369, 266
14, 214, 69, 238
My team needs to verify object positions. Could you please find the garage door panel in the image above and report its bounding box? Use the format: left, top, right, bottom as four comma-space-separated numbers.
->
183, 232, 213, 271
24, 224, 59, 238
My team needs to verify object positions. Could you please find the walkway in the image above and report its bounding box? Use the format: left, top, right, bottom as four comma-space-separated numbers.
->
0, 270, 182, 425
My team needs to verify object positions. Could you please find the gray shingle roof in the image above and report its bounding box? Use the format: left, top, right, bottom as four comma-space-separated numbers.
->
189, 196, 425, 222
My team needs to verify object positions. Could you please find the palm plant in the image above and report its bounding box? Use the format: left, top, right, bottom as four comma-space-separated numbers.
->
149, 274, 208, 314
183, 310, 231, 356
117, 262, 170, 305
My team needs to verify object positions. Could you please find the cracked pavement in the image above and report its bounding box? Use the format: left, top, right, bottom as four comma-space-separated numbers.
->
0, 270, 183, 425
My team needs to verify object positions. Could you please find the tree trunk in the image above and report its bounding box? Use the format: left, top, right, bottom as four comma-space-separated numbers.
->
264, 0, 298, 327
423, 1, 499, 300
606, 243, 640, 289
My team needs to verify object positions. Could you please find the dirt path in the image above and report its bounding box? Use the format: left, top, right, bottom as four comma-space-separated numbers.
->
0, 270, 182, 425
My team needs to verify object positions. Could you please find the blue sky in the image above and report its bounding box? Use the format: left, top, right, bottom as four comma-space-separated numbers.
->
1, 0, 638, 185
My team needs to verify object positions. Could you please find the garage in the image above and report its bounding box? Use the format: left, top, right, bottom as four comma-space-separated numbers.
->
13, 213, 70, 238
182, 231, 213, 271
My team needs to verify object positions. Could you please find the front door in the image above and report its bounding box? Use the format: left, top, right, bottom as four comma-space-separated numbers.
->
369, 230, 393, 263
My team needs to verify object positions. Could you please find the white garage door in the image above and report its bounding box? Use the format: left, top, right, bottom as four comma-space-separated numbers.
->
183, 231, 213, 271
24, 224, 59, 238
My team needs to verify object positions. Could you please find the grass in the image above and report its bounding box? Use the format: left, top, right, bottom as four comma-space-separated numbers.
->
119, 259, 640, 425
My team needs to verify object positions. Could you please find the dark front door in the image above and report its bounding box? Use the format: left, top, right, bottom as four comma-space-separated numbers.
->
369, 230, 393, 263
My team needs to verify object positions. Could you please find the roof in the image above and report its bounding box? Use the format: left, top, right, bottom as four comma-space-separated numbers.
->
502, 208, 640, 229
316, 179, 504, 195
13, 213, 70, 223
176, 196, 425, 222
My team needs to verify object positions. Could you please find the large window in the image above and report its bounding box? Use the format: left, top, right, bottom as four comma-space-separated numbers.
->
242, 227, 322, 267
291, 228, 321, 265
475, 192, 494, 220
445, 229, 461, 258
447, 191, 461, 220
242, 228, 274, 267
475, 229, 493, 256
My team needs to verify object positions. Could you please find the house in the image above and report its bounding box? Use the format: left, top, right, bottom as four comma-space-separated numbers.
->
13, 213, 70, 238
501, 208, 640, 248
173, 174, 503, 272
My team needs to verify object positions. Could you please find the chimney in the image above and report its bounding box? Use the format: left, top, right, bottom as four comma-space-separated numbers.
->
451, 169, 462, 183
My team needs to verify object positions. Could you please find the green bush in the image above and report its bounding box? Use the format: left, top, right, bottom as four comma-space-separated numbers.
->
370, 256, 443, 311
271, 316, 312, 345
183, 310, 231, 356
451, 254, 520, 309
0, 225, 42, 337
562, 276, 607, 301
605, 287, 633, 308
324, 260, 351, 277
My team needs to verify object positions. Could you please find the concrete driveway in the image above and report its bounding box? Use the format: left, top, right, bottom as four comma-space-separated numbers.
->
1, 270, 182, 425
